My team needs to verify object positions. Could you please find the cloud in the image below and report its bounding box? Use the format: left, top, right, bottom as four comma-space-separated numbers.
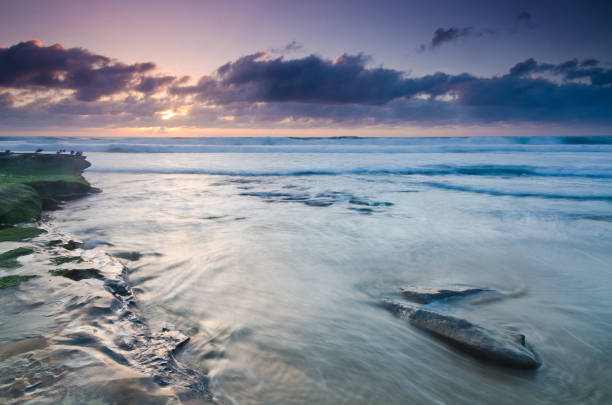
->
0, 92, 15, 109
580, 59, 599, 67
0, 40, 179, 101
2, 40, 612, 129
134, 75, 177, 94
167, 52, 612, 125
269, 40, 303, 54
420, 11, 535, 52
171, 52, 418, 105
431, 27, 475, 48
509, 57, 612, 86
516, 11, 533, 27
417, 26, 497, 51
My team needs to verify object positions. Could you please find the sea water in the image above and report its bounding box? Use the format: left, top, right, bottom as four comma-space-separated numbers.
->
3, 136, 612, 404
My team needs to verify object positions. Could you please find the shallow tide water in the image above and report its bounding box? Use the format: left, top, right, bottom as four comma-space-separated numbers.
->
3, 137, 612, 404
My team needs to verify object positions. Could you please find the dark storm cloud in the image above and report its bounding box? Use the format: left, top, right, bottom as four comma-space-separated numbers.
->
0, 40, 178, 100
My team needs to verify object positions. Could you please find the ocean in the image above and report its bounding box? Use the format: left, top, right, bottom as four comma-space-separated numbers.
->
2, 136, 612, 404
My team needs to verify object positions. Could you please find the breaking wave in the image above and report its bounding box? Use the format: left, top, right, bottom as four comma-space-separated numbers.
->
3, 136, 612, 155
85, 164, 612, 179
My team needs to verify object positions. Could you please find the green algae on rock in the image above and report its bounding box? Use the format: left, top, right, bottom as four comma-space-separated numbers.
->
0, 227, 46, 242
50, 256, 83, 265
0, 274, 37, 289
0, 247, 34, 268
0, 153, 90, 177
0, 183, 42, 225
0, 152, 93, 225
49, 268, 102, 281
25, 177, 91, 201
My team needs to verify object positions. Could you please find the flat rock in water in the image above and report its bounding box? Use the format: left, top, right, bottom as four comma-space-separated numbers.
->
382, 298, 540, 369
400, 285, 499, 304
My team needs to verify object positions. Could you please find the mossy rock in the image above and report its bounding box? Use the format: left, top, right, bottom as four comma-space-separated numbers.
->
0, 275, 37, 289
48, 239, 63, 247
0, 247, 34, 268
0, 183, 42, 225
50, 256, 83, 265
0, 227, 46, 242
0, 154, 93, 223
24, 177, 91, 200
0, 153, 90, 177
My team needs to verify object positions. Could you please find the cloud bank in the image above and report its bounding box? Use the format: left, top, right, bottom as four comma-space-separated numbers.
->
1, 40, 611, 131
0, 40, 180, 101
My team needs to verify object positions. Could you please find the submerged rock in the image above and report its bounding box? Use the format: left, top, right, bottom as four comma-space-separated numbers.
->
114, 251, 142, 261
382, 298, 540, 369
62, 240, 82, 250
49, 268, 102, 281
400, 285, 500, 304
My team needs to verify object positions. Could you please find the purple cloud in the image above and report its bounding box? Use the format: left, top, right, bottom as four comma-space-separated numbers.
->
2, 40, 612, 129
0, 40, 180, 101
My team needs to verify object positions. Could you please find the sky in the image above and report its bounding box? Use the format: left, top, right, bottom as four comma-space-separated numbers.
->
0, 0, 611, 137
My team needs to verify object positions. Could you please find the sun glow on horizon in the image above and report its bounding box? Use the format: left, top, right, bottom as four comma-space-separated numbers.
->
158, 106, 190, 120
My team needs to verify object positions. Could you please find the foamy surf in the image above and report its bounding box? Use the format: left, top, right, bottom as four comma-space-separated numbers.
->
0, 222, 219, 404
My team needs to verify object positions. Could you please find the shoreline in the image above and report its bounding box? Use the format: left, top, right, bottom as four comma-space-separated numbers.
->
0, 153, 218, 404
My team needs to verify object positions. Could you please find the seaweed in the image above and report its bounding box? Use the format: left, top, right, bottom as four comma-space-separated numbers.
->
50, 256, 83, 265
0, 247, 34, 268
0, 227, 46, 242
49, 268, 101, 281
0, 275, 37, 289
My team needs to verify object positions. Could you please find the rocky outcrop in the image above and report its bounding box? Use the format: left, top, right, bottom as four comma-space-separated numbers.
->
0, 153, 93, 226
0, 153, 90, 176
382, 298, 540, 369
399, 285, 502, 304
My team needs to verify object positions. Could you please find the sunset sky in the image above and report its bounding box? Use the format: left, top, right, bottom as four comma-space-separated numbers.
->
1, 0, 611, 137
